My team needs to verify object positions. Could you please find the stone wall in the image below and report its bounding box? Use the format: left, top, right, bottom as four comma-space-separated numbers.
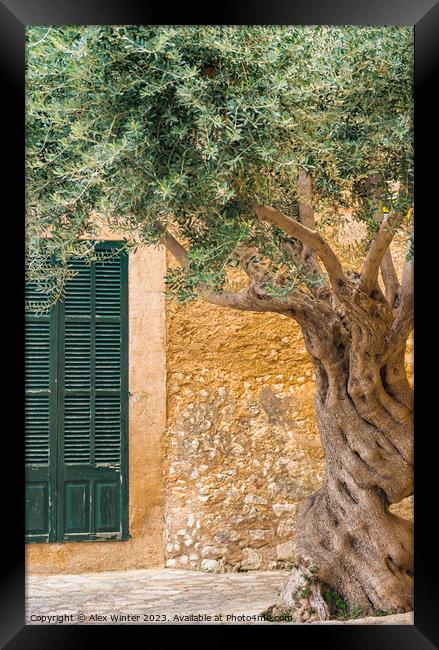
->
163, 231, 414, 572
164, 303, 322, 571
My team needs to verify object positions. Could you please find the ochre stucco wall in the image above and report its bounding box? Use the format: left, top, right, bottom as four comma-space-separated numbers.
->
26, 245, 167, 575
163, 225, 413, 572
164, 302, 324, 570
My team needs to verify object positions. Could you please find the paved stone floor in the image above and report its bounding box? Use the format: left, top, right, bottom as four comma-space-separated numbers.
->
25, 569, 413, 626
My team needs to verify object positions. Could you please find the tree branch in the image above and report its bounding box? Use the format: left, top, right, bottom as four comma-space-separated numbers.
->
236, 244, 272, 284
380, 248, 401, 308
385, 257, 413, 355
359, 211, 405, 296
161, 229, 285, 311
203, 284, 297, 314
253, 204, 347, 294
297, 170, 316, 229
363, 176, 402, 306
161, 228, 331, 322
160, 230, 189, 268
291, 170, 324, 279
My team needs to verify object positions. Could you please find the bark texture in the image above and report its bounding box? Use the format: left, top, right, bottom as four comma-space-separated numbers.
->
294, 344, 413, 614
273, 264, 413, 618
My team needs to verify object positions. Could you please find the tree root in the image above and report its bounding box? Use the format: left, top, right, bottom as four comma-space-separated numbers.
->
262, 561, 331, 623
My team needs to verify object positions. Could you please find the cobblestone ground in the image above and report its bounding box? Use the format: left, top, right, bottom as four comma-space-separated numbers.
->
26, 569, 413, 626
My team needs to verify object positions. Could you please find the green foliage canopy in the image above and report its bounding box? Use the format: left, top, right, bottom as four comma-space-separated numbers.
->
26, 25, 413, 305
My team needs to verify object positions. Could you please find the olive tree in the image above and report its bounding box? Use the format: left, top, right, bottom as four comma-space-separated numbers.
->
26, 25, 414, 619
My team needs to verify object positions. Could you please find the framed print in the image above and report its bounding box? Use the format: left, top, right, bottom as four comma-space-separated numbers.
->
1, 1, 438, 647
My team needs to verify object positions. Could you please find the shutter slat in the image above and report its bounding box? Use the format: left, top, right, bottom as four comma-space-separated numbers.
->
95, 395, 121, 464
94, 253, 123, 465
25, 283, 52, 470
25, 395, 50, 465
64, 266, 92, 463
64, 395, 91, 463
65, 258, 91, 316
95, 256, 121, 317
65, 321, 91, 390
63, 250, 123, 467
25, 320, 50, 390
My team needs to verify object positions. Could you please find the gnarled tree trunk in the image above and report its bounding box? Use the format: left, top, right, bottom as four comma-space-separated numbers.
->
295, 363, 413, 613
164, 171, 414, 621
275, 289, 413, 618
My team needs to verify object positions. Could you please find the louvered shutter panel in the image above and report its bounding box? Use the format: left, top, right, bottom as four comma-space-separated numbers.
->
25, 243, 128, 543
59, 247, 128, 541
25, 285, 57, 542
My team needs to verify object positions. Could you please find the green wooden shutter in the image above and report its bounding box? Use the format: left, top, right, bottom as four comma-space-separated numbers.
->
25, 243, 128, 543
25, 285, 58, 542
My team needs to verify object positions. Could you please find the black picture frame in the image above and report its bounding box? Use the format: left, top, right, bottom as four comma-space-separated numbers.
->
1, 1, 438, 647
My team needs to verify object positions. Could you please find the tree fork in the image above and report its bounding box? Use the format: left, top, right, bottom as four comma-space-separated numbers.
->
163, 209, 413, 620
